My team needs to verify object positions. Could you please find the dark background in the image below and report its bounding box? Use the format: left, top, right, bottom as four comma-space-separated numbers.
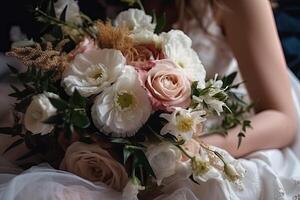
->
0, 0, 300, 79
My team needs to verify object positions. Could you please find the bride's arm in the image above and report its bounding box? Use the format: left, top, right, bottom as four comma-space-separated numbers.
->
202, 0, 297, 157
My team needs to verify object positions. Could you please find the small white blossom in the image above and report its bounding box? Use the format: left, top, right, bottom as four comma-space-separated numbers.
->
160, 108, 206, 141
193, 75, 228, 115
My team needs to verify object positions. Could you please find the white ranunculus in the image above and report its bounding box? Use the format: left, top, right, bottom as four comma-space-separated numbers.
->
115, 9, 156, 34
24, 92, 58, 135
62, 48, 125, 97
160, 30, 206, 88
54, 0, 82, 25
122, 178, 145, 200
91, 65, 151, 137
160, 108, 206, 141
146, 143, 182, 185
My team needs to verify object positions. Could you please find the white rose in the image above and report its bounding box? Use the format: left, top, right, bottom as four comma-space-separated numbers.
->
115, 9, 156, 34
54, 0, 82, 25
159, 30, 206, 88
24, 92, 58, 135
62, 48, 125, 97
146, 143, 182, 185
91, 65, 152, 137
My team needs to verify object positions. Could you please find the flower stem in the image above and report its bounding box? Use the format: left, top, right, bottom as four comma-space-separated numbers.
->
175, 144, 193, 160
200, 143, 226, 165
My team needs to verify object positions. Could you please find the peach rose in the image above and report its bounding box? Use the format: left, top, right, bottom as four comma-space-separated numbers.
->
145, 59, 191, 110
129, 44, 164, 70
60, 142, 128, 191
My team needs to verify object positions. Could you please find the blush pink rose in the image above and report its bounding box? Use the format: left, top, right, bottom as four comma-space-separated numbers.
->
60, 142, 128, 191
145, 59, 191, 110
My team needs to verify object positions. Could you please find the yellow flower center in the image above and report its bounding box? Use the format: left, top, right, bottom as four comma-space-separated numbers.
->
115, 91, 135, 111
192, 158, 209, 176
176, 116, 194, 132
89, 68, 103, 80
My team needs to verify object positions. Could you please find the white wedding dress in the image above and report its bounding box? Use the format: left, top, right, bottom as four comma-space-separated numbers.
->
1, 9, 300, 200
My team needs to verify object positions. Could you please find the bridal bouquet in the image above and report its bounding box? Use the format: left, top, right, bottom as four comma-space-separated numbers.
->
1, 0, 251, 199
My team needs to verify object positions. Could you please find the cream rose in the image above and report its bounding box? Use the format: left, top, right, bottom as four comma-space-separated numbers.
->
24, 92, 57, 135
145, 60, 191, 110
60, 142, 128, 191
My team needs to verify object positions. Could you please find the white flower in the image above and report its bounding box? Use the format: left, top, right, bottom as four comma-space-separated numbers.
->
193, 75, 227, 115
131, 30, 160, 45
160, 108, 206, 141
54, 0, 82, 25
122, 177, 145, 200
24, 92, 58, 135
91, 65, 151, 137
115, 9, 156, 34
146, 143, 182, 185
159, 30, 206, 88
62, 48, 125, 97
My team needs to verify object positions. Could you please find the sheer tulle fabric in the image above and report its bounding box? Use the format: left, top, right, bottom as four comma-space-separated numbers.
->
0, 165, 121, 200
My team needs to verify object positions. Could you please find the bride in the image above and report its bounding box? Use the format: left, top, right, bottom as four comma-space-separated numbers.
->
1, 0, 300, 199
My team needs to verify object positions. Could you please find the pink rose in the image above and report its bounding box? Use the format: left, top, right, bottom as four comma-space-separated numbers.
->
68, 37, 96, 60
60, 142, 128, 191
145, 59, 191, 110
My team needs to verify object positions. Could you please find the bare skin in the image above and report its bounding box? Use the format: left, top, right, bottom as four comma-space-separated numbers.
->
201, 0, 297, 157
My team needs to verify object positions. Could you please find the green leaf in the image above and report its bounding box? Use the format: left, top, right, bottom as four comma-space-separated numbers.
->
133, 150, 156, 178
237, 132, 245, 149
70, 90, 86, 108
43, 114, 64, 124
71, 110, 90, 128
154, 13, 166, 34
49, 98, 69, 110
46, 0, 56, 17
123, 147, 134, 164
222, 72, 237, 89
4, 139, 24, 154
111, 138, 131, 144
60, 5, 68, 22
